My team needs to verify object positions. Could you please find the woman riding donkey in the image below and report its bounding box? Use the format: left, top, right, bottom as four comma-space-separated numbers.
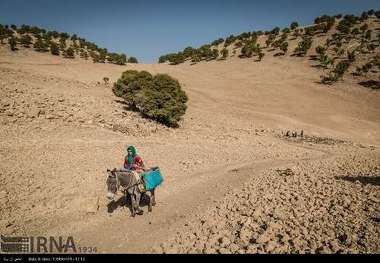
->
124, 145, 146, 173
106, 145, 157, 216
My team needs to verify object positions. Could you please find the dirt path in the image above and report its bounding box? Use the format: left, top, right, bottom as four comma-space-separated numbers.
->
53, 142, 333, 253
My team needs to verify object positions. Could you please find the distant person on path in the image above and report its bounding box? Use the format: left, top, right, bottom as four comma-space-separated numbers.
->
124, 145, 146, 173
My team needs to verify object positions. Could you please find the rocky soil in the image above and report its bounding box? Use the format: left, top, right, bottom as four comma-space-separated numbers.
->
0, 67, 167, 137
157, 146, 380, 254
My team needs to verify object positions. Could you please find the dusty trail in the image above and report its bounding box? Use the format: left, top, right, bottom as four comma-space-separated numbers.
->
59, 142, 333, 253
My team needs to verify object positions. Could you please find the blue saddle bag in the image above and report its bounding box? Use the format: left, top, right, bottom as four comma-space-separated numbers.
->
143, 167, 163, 191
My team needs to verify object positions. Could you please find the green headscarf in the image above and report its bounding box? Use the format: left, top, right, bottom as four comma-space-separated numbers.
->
127, 145, 137, 164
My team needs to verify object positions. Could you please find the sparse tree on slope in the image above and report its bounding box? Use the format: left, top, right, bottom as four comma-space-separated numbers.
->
50, 41, 60, 55
128, 56, 138, 63
20, 34, 32, 47
8, 36, 17, 51
290, 22, 299, 30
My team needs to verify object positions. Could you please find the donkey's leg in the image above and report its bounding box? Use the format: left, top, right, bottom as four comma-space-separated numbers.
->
135, 189, 144, 215
128, 190, 136, 217
151, 188, 156, 206
145, 191, 152, 212
124, 189, 128, 208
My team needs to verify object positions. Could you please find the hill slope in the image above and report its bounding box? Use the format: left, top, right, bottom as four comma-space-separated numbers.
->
0, 36, 379, 253
159, 12, 380, 88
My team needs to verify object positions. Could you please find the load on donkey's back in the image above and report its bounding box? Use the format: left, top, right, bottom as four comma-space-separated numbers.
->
106, 145, 163, 216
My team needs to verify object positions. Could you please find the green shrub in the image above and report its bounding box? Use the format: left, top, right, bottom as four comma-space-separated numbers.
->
315, 45, 326, 55
221, 48, 229, 59
280, 42, 288, 54
8, 36, 17, 51
191, 54, 201, 63
59, 38, 66, 51
241, 41, 260, 58
237, 32, 251, 40
258, 51, 265, 61
347, 50, 356, 62
183, 46, 195, 57
79, 49, 88, 59
332, 60, 351, 79
113, 70, 152, 101
266, 34, 275, 47
64, 47, 75, 58
375, 10, 380, 19
271, 27, 280, 35
211, 38, 224, 46
365, 30, 372, 40
50, 41, 60, 55
107, 53, 126, 65
211, 49, 219, 59
290, 22, 299, 30
127, 56, 138, 63
20, 34, 32, 47
113, 70, 188, 127
321, 73, 339, 84
337, 15, 358, 34
360, 11, 369, 21
34, 38, 49, 52
351, 28, 360, 35
294, 37, 312, 56
368, 9, 375, 16
224, 35, 236, 47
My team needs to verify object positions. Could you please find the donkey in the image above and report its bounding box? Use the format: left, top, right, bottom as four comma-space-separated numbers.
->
106, 169, 156, 217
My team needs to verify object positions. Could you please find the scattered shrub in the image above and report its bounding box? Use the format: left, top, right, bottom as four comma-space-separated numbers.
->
365, 30, 372, 40
337, 15, 358, 34
280, 42, 288, 54
351, 28, 360, 35
63, 47, 75, 58
34, 38, 49, 52
113, 70, 188, 127
8, 36, 17, 51
266, 34, 276, 48
107, 53, 127, 65
347, 50, 356, 62
50, 41, 60, 55
183, 46, 195, 57
375, 10, 380, 19
79, 49, 88, 59
20, 34, 32, 47
128, 56, 138, 63
290, 22, 299, 30
258, 51, 265, 61
322, 60, 351, 84
224, 35, 236, 47
360, 11, 369, 21
221, 48, 229, 59
271, 27, 280, 35
241, 41, 262, 58
211, 38, 224, 46
294, 36, 312, 56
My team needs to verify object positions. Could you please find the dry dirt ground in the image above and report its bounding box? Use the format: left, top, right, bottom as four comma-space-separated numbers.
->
0, 47, 379, 253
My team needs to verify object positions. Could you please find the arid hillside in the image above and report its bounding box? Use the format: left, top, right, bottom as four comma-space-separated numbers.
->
0, 31, 379, 254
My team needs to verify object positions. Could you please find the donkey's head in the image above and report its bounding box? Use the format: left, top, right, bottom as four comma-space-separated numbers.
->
106, 169, 118, 200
